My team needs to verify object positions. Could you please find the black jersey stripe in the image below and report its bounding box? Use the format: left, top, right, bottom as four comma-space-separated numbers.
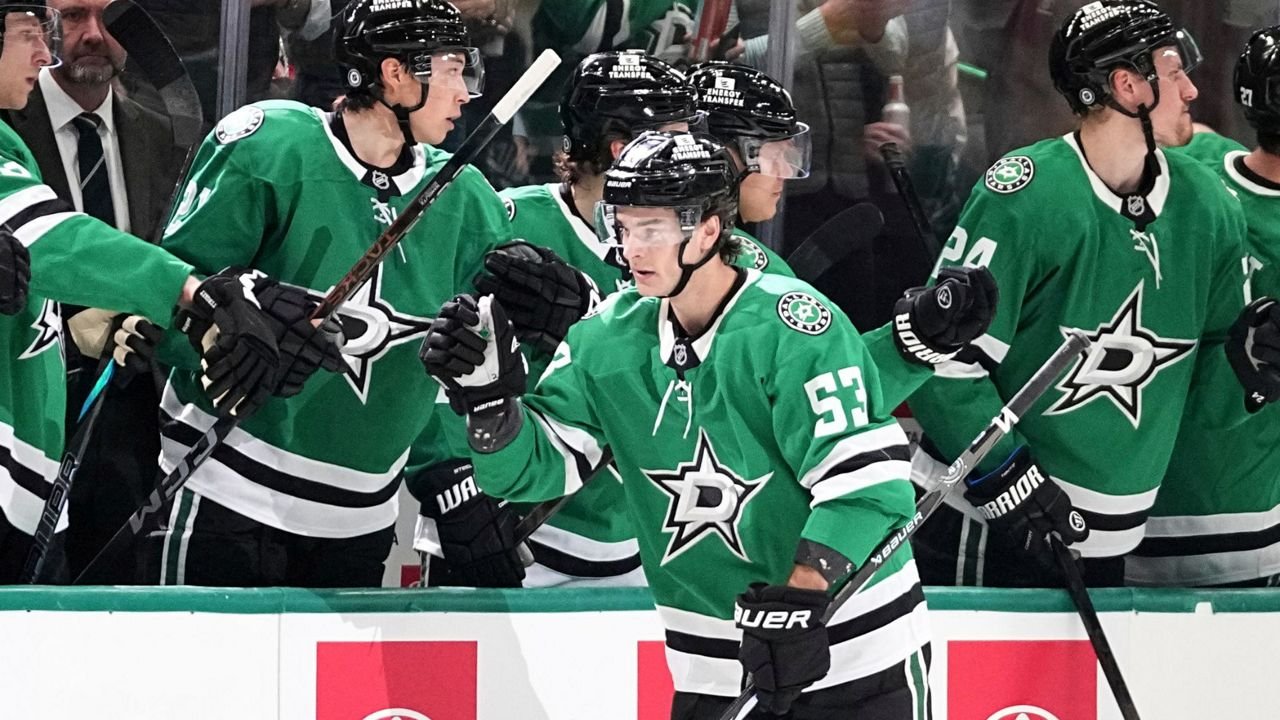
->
528, 540, 642, 578
665, 629, 739, 660
161, 412, 400, 508
0, 444, 51, 500
3, 198, 73, 235
1076, 507, 1149, 533
811, 444, 912, 488
1132, 522, 1280, 558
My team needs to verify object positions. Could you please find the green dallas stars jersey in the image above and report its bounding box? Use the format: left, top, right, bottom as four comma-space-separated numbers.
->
0, 120, 193, 537
470, 270, 928, 695
908, 134, 1249, 560
1129, 132, 1280, 586
157, 101, 511, 539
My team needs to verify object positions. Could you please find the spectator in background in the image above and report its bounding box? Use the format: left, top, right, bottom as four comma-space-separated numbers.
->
0, 0, 188, 583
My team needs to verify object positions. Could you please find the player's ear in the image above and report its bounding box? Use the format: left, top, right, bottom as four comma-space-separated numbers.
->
699, 214, 722, 254
380, 57, 407, 99
1109, 67, 1144, 109
610, 138, 628, 161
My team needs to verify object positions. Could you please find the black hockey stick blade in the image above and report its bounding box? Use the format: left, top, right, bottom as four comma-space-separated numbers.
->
513, 448, 615, 545
104, 0, 203, 150
74, 50, 564, 585
719, 331, 1092, 720
1051, 535, 1143, 720
880, 142, 942, 262
784, 202, 883, 283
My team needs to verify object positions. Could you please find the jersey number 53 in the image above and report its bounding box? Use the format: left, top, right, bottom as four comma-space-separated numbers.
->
805, 367, 869, 438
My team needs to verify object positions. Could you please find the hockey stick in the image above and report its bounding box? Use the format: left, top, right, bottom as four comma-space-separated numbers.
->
512, 448, 616, 545
1051, 534, 1142, 720
719, 332, 1092, 720
18, 0, 203, 584
73, 49, 564, 584
783, 201, 883, 282
880, 142, 942, 261
691, 0, 733, 63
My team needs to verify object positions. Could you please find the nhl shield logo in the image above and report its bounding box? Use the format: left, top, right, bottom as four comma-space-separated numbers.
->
1126, 195, 1146, 216
777, 292, 832, 335
372, 170, 391, 190
986, 706, 1061, 720
985, 156, 1034, 194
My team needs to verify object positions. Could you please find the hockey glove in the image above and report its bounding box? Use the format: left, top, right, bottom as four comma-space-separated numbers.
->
406, 458, 526, 588
0, 227, 30, 315
68, 310, 164, 386
735, 583, 832, 716
175, 268, 281, 419
892, 266, 998, 366
964, 447, 1089, 562
474, 241, 599, 355
1227, 297, 1280, 413
421, 294, 528, 452
249, 275, 346, 398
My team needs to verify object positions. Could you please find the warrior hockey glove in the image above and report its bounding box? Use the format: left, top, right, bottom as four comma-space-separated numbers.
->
1227, 297, 1280, 413
68, 310, 164, 386
474, 241, 599, 355
421, 294, 528, 452
0, 227, 30, 315
175, 268, 281, 419
406, 458, 526, 588
249, 275, 346, 398
735, 583, 832, 716
964, 447, 1089, 561
892, 266, 998, 366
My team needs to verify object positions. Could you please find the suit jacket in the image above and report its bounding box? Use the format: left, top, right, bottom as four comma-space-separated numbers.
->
0, 83, 186, 242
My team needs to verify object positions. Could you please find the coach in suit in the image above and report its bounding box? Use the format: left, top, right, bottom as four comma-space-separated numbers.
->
0, 0, 188, 583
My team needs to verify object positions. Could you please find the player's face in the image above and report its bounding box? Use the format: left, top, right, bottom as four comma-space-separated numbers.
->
411, 53, 473, 145
49, 0, 124, 85
739, 170, 783, 222
1150, 46, 1198, 147
616, 206, 694, 296
0, 11, 56, 110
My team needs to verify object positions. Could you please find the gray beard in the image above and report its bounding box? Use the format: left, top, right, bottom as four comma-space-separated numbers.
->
65, 61, 120, 85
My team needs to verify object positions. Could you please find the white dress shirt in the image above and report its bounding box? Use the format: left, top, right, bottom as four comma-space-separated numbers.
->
38, 68, 131, 233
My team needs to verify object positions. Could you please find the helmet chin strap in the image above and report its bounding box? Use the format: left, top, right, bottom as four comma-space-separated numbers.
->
660, 237, 720, 299
1106, 76, 1163, 181
376, 77, 428, 147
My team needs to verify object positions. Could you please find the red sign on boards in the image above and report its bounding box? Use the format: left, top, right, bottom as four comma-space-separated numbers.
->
949, 640, 1097, 720
638, 640, 674, 720
316, 641, 477, 720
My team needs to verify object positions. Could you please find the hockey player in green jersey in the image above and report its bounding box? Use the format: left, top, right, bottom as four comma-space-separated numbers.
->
1128, 27, 1280, 588
145, 0, 517, 587
0, 2, 291, 582
907, 0, 1261, 588
421, 131, 1002, 718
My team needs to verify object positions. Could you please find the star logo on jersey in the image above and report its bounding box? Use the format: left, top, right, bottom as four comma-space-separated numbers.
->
643, 429, 771, 564
312, 266, 433, 404
985, 156, 1034, 194
1046, 282, 1195, 428
737, 236, 769, 270
18, 299, 62, 360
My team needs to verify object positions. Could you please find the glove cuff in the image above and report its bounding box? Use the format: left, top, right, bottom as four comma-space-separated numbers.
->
892, 292, 961, 366
467, 397, 524, 453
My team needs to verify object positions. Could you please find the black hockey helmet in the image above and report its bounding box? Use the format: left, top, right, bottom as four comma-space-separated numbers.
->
687, 61, 811, 179
560, 51, 700, 162
1235, 26, 1280, 134
1049, 0, 1200, 116
599, 131, 739, 297
0, 2, 61, 67
335, 0, 482, 97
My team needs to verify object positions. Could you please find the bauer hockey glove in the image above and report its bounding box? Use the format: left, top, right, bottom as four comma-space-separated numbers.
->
735, 583, 832, 715
964, 447, 1089, 561
406, 458, 526, 588
1227, 297, 1280, 413
175, 268, 281, 419
474, 241, 600, 355
0, 227, 30, 315
892, 266, 998, 366
248, 274, 346, 398
421, 294, 528, 452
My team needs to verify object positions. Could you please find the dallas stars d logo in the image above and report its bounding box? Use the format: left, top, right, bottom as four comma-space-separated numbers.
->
1046, 281, 1195, 428
643, 429, 771, 565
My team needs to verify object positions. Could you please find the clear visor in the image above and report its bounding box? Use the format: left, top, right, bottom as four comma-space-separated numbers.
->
409, 48, 484, 97
1, 6, 62, 69
594, 202, 702, 248
740, 124, 811, 179
633, 110, 709, 137
1172, 29, 1202, 74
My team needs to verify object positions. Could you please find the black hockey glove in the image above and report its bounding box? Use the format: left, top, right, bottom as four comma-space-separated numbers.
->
249, 275, 346, 398
964, 447, 1089, 562
0, 227, 30, 315
108, 314, 163, 386
421, 294, 528, 452
473, 241, 599, 355
892, 266, 998, 366
406, 459, 526, 588
1227, 297, 1280, 413
735, 583, 832, 716
175, 268, 281, 419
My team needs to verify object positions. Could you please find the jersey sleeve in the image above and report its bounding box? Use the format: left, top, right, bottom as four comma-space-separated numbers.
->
861, 323, 933, 409
907, 188, 1039, 473
469, 327, 610, 503
0, 145, 192, 326
767, 309, 917, 567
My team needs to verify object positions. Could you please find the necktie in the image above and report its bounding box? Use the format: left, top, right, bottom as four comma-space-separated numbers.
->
71, 112, 116, 227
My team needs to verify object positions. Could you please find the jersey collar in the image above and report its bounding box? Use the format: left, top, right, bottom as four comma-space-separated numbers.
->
547, 182, 606, 257
1224, 150, 1280, 197
657, 269, 757, 374
1063, 132, 1170, 219
317, 107, 427, 197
